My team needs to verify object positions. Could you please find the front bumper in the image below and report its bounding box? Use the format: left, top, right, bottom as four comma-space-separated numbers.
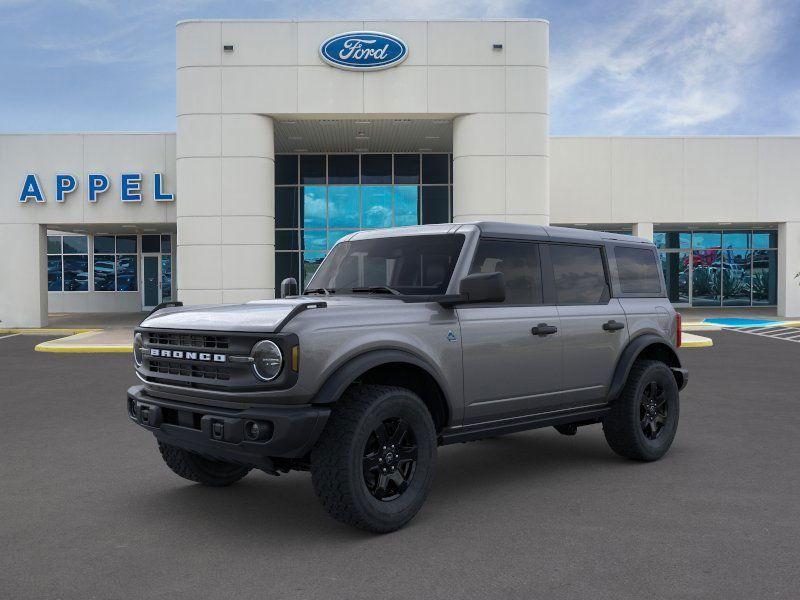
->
127, 385, 330, 469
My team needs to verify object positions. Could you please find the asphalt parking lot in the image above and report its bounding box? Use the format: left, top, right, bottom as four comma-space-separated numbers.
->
2, 331, 799, 600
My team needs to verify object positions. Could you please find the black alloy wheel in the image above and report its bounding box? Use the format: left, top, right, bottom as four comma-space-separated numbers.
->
362, 417, 418, 501
602, 359, 680, 461
640, 381, 668, 440
311, 384, 438, 533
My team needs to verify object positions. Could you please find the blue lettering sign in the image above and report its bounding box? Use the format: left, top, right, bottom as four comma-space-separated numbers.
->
319, 31, 408, 71
19, 174, 45, 203
56, 174, 77, 202
87, 173, 109, 203
121, 173, 142, 202
153, 173, 174, 202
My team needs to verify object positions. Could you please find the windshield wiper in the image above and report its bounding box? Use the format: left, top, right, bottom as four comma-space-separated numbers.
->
351, 286, 401, 295
304, 287, 335, 296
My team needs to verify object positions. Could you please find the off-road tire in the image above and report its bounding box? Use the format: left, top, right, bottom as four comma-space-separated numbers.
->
158, 442, 251, 486
603, 360, 680, 461
310, 384, 437, 533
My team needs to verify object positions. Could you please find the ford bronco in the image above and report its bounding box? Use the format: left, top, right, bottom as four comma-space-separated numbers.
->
128, 222, 687, 532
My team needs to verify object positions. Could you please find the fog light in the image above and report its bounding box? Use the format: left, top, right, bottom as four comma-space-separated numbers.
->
245, 421, 260, 440
244, 420, 273, 441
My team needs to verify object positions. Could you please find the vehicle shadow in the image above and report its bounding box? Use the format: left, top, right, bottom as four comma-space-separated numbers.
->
127, 427, 623, 540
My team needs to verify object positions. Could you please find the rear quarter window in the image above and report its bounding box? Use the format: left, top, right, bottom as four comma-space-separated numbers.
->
614, 246, 662, 294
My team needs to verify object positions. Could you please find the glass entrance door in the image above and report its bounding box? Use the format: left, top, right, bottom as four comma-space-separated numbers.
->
142, 255, 160, 309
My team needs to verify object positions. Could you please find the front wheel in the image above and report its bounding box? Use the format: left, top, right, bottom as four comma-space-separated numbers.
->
602, 360, 680, 461
310, 385, 437, 533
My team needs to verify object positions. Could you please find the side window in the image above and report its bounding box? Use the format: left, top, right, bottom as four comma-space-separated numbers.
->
550, 244, 609, 305
470, 240, 542, 305
615, 246, 662, 294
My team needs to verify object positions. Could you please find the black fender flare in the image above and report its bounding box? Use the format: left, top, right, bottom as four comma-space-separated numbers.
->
606, 334, 684, 402
310, 348, 451, 408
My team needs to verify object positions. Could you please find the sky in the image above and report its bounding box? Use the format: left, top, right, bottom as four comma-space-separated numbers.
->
0, 0, 798, 135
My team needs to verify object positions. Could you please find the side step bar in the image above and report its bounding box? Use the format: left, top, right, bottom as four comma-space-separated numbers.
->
439, 404, 610, 445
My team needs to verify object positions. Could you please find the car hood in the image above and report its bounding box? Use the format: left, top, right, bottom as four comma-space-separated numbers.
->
139, 295, 409, 333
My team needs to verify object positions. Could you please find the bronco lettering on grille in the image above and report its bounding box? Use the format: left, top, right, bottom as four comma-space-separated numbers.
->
148, 348, 226, 363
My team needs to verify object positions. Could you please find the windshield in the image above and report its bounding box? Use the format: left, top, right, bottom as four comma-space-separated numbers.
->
306, 234, 465, 296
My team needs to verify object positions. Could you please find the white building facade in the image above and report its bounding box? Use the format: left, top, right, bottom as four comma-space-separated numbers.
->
1, 19, 798, 327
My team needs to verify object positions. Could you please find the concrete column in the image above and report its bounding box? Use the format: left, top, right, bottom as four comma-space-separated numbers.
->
0, 224, 47, 327
177, 114, 275, 305
778, 221, 800, 318
632, 222, 654, 241
452, 113, 549, 225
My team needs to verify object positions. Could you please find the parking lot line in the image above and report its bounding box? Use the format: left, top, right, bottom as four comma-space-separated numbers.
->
0, 333, 21, 341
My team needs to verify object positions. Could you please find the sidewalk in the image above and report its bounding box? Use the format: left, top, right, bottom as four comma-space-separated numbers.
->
1, 312, 146, 353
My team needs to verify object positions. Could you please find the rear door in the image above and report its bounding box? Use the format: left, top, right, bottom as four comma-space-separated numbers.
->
545, 243, 629, 406
458, 239, 563, 425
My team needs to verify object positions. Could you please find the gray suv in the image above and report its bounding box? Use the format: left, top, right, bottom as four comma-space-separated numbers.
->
128, 223, 687, 533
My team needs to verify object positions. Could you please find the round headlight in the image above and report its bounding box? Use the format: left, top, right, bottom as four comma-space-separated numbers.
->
133, 333, 143, 367
251, 340, 283, 381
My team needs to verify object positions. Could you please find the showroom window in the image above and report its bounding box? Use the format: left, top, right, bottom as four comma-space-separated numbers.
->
47, 235, 89, 292
93, 235, 138, 292
274, 153, 453, 288
655, 229, 777, 307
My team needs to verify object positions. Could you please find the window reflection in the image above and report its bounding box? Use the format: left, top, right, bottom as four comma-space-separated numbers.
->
116, 256, 137, 291
94, 255, 116, 291
63, 255, 89, 291
328, 186, 359, 228
660, 251, 689, 303
722, 249, 751, 306
362, 186, 392, 228
302, 230, 327, 251
275, 153, 453, 289
47, 256, 62, 291
691, 250, 721, 306
753, 250, 777, 305
302, 186, 326, 229
161, 255, 172, 300
655, 229, 777, 307
394, 185, 419, 226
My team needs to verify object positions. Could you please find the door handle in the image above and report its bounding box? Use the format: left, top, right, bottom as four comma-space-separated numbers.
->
531, 323, 558, 336
602, 320, 625, 332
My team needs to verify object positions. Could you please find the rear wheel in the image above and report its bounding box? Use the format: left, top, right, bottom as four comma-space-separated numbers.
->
158, 442, 251, 486
603, 360, 679, 461
310, 385, 437, 533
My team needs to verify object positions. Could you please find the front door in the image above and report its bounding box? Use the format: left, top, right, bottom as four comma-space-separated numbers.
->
458, 239, 563, 426
142, 255, 160, 309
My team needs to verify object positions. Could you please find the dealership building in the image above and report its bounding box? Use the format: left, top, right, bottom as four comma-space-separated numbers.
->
1, 18, 799, 327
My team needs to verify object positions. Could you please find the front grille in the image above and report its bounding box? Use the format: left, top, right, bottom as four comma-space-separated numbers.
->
147, 332, 230, 350
147, 358, 231, 381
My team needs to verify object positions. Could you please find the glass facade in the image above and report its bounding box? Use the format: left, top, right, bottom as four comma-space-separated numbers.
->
274, 153, 453, 288
46, 233, 174, 300
93, 235, 138, 292
656, 229, 777, 307
47, 235, 89, 292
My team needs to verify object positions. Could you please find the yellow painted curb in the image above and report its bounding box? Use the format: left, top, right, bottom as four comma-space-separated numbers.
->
35, 343, 132, 353
0, 328, 100, 335
681, 333, 713, 348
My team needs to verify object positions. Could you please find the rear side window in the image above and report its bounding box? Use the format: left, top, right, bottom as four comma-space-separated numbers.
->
615, 246, 662, 294
550, 244, 609, 304
470, 240, 542, 305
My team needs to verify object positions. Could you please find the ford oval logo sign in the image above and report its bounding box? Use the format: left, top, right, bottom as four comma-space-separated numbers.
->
319, 31, 408, 71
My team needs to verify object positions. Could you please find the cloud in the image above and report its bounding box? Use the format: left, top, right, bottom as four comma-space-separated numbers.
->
551, 0, 793, 134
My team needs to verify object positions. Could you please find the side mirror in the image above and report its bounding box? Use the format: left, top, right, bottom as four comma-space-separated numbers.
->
280, 277, 298, 298
458, 272, 505, 304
